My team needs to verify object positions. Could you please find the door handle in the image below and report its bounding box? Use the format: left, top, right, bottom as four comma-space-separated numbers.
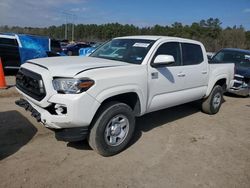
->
202, 71, 208, 74
177, 73, 186, 77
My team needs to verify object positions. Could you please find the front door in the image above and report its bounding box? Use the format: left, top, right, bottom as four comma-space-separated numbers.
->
147, 41, 186, 112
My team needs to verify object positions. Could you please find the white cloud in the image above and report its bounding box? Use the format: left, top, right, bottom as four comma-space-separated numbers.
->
243, 8, 250, 13
70, 8, 81, 12
69, 7, 87, 12
0, 1, 10, 8
0, 0, 88, 27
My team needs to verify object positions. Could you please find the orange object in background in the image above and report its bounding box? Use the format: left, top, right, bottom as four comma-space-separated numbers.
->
0, 58, 7, 89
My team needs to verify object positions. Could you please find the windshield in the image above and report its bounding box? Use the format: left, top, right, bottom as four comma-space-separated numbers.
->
212, 50, 250, 67
90, 39, 155, 64
66, 44, 75, 47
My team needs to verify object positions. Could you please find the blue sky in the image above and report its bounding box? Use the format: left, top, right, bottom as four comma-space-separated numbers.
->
1, 0, 250, 29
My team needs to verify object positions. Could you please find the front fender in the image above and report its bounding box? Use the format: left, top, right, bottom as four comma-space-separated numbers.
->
93, 85, 146, 115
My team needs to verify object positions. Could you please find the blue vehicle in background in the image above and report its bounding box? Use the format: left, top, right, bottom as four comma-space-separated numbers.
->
79, 42, 102, 56
62, 43, 91, 56
79, 47, 95, 56
0, 33, 63, 72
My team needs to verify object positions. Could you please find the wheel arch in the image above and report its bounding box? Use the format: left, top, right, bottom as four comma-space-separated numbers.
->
89, 91, 142, 133
205, 75, 228, 97
96, 92, 142, 116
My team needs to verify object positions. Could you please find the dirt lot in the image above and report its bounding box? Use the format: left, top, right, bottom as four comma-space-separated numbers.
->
0, 76, 250, 188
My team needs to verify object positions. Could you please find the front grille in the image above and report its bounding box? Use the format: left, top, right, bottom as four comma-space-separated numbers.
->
233, 82, 242, 88
16, 68, 46, 101
233, 74, 250, 89
234, 74, 244, 82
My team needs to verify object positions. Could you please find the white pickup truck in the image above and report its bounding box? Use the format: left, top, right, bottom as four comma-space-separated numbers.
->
16, 36, 234, 156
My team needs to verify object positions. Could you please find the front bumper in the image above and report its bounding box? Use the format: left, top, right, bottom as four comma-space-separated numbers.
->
228, 87, 250, 96
16, 98, 90, 142
15, 98, 41, 122
54, 127, 89, 142
229, 74, 250, 96
15, 90, 100, 129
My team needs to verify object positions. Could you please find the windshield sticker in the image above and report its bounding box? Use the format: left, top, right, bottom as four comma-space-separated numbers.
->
133, 43, 150, 48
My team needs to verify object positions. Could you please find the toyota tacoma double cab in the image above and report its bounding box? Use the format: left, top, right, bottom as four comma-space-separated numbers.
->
16, 36, 234, 156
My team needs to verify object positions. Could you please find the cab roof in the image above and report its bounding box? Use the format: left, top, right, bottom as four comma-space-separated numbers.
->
222, 48, 250, 54
115, 35, 201, 43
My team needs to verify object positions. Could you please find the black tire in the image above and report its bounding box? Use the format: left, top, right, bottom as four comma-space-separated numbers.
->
88, 102, 135, 156
202, 85, 223, 115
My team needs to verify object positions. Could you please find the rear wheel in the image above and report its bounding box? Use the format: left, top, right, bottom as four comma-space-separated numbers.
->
202, 85, 223, 114
88, 102, 135, 156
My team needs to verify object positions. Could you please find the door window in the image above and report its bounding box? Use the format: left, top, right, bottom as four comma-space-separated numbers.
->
153, 42, 181, 66
182, 43, 203, 65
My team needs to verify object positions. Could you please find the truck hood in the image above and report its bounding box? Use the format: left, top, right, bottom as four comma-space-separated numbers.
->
26, 56, 130, 77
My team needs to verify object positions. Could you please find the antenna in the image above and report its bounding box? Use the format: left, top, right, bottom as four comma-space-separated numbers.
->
62, 11, 77, 41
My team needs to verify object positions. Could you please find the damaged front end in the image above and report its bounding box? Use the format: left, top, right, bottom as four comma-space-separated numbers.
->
229, 74, 250, 96
15, 98, 41, 122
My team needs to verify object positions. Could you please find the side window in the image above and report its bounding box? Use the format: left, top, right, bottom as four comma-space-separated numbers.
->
51, 40, 62, 53
0, 37, 18, 47
154, 42, 181, 66
182, 43, 203, 65
225, 51, 245, 64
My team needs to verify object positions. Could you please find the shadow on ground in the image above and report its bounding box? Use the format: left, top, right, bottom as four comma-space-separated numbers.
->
128, 101, 201, 147
224, 92, 249, 98
0, 110, 37, 160
67, 140, 92, 150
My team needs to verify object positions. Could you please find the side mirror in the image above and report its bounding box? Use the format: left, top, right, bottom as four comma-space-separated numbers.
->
153, 55, 175, 67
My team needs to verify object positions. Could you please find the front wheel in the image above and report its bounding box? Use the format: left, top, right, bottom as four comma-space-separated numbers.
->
88, 102, 135, 156
202, 85, 223, 115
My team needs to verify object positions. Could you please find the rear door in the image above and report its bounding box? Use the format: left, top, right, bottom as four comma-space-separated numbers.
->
180, 43, 209, 99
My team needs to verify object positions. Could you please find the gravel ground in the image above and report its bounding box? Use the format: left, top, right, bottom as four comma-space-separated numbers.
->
0, 76, 18, 98
0, 76, 249, 188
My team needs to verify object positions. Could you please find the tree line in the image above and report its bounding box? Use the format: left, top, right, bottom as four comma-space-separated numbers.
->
1, 18, 250, 52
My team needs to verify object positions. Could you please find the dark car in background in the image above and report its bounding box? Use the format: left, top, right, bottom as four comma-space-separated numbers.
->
0, 34, 21, 71
47, 39, 63, 57
210, 48, 250, 96
62, 43, 91, 56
